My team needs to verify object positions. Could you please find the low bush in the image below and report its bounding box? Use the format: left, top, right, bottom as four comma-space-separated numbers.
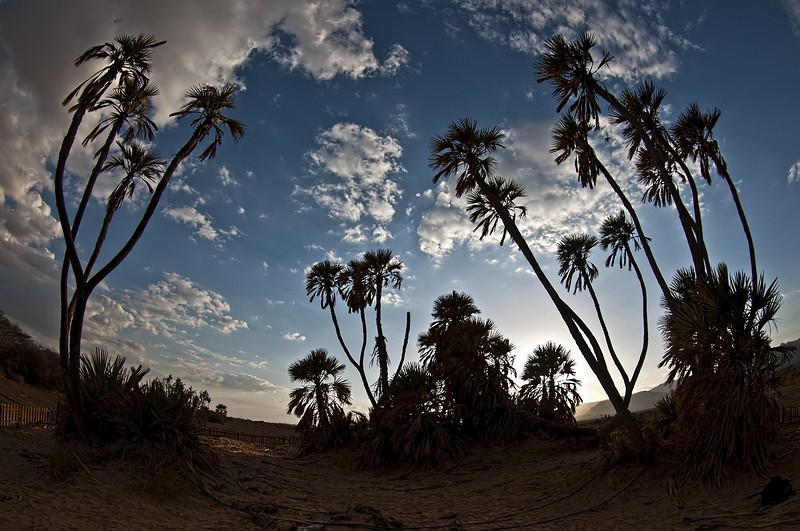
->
56, 349, 217, 472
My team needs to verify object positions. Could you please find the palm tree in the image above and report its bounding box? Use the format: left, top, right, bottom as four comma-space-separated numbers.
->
361, 249, 405, 398
55, 34, 165, 415
306, 260, 376, 408
599, 211, 649, 404
466, 175, 528, 246
659, 264, 793, 483
418, 291, 481, 371
672, 103, 757, 285
549, 114, 672, 301
536, 32, 708, 277
430, 118, 631, 426
556, 233, 626, 388
58, 73, 245, 436
518, 342, 582, 425
287, 348, 352, 440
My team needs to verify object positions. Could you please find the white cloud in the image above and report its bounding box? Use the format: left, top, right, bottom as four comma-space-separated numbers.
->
294, 123, 404, 242
380, 44, 411, 75
782, 0, 800, 35
122, 272, 248, 337
282, 331, 306, 342
789, 161, 800, 183
451, 0, 692, 80
218, 166, 239, 187
388, 103, 416, 138
163, 205, 220, 241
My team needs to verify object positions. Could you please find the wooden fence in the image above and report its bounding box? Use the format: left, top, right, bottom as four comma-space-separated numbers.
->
0, 402, 55, 427
199, 426, 299, 446
781, 404, 800, 423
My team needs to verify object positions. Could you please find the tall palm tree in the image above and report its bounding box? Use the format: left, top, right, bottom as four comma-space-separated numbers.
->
361, 249, 404, 398
59, 79, 245, 436
536, 32, 708, 277
556, 233, 625, 385
287, 348, 352, 435
466, 175, 528, 246
599, 211, 649, 404
430, 118, 630, 424
518, 342, 582, 425
672, 103, 757, 285
55, 34, 165, 411
306, 260, 377, 408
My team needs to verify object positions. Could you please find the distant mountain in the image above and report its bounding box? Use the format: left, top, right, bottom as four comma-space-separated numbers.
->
576, 387, 669, 420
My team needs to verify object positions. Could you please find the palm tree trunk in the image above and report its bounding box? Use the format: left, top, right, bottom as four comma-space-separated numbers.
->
327, 304, 376, 408
374, 282, 389, 397
585, 279, 629, 388
714, 157, 758, 286
592, 82, 708, 277
590, 145, 673, 305
624, 249, 649, 406
473, 176, 630, 418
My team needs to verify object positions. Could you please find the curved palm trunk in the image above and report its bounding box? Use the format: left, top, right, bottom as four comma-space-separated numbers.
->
714, 156, 758, 286
327, 302, 376, 408
584, 278, 629, 389
624, 248, 649, 406
586, 142, 673, 305
593, 82, 708, 278
473, 177, 631, 421
392, 311, 411, 386
374, 281, 389, 397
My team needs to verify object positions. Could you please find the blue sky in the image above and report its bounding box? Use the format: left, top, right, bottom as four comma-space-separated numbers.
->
1, 0, 799, 422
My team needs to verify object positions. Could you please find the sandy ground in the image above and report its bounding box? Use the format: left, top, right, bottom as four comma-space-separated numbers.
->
2, 373, 800, 530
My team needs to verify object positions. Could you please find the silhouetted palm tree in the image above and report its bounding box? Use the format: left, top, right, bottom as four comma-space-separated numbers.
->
599, 211, 649, 404
518, 342, 582, 425
536, 32, 708, 277
306, 260, 376, 408
672, 103, 757, 284
556, 233, 624, 382
55, 47, 245, 434
659, 264, 793, 483
418, 291, 481, 371
287, 348, 352, 436
549, 113, 671, 301
361, 249, 404, 398
430, 117, 631, 425
467, 176, 528, 246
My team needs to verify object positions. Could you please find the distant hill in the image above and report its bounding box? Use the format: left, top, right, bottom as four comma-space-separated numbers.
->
576, 386, 670, 420
577, 338, 800, 420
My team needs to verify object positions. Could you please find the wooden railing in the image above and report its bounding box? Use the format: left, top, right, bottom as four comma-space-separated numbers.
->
199, 426, 299, 446
781, 404, 800, 423
0, 403, 55, 427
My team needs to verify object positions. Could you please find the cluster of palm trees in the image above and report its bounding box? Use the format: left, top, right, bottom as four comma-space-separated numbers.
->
425, 31, 789, 482
291, 286, 583, 464
305, 249, 409, 409
54, 34, 245, 436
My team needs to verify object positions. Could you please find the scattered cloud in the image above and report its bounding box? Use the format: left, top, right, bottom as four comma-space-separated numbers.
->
294, 122, 404, 243
219, 166, 239, 187
122, 272, 248, 338
163, 205, 221, 241
782, 0, 800, 36
388, 104, 416, 138
380, 44, 411, 75
450, 0, 692, 80
282, 331, 306, 342
789, 161, 800, 183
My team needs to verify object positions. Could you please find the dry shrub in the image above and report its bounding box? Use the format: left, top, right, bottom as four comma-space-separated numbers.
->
671, 371, 780, 485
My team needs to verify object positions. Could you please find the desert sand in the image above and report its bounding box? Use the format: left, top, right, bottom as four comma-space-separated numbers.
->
2, 372, 800, 530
